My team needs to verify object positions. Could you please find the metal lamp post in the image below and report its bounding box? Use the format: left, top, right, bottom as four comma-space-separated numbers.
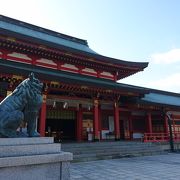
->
166, 112, 174, 152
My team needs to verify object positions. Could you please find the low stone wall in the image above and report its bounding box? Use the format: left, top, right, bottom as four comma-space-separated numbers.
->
0, 137, 73, 180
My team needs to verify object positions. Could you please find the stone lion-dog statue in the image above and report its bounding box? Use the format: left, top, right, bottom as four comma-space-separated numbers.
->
0, 73, 43, 137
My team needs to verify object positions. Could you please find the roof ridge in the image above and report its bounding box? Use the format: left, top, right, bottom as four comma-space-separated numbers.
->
0, 14, 88, 46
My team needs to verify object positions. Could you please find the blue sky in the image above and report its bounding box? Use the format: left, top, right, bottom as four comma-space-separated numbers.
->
1, 0, 180, 92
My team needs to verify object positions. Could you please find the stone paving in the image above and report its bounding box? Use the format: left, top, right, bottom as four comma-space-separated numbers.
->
70, 153, 180, 180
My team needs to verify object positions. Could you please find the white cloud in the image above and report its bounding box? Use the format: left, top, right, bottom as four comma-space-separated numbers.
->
151, 48, 180, 64
147, 73, 180, 92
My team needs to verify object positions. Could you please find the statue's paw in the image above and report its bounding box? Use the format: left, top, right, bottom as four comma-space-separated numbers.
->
28, 131, 40, 137
17, 131, 29, 137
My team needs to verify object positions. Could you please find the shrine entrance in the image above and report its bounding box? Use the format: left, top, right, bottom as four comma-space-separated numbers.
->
46, 109, 77, 142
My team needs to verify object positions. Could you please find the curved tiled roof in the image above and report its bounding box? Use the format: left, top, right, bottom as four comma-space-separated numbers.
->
0, 59, 148, 95
0, 15, 148, 70
142, 90, 180, 107
0, 15, 97, 55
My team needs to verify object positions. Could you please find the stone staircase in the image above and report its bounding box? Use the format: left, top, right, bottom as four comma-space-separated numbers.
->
62, 141, 166, 162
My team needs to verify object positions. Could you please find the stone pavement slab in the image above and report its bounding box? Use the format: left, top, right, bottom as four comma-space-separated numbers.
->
70, 153, 180, 180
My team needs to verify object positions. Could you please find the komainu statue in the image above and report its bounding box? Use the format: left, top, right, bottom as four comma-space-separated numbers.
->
0, 73, 43, 137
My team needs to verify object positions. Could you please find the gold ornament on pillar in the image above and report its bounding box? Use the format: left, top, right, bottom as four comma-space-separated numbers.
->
42, 94, 47, 103
94, 99, 99, 107
114, 101, 119, 108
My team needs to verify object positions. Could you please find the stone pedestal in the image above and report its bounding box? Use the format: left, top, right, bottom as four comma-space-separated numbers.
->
0, 137, 73, 180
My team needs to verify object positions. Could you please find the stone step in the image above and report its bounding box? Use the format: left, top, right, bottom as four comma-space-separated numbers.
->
63, 146, 160, 154
0, 143, 61, 157
63, 144, 156, 151
73, 151, 165, 163
62, 141, 165, 162
71, 146, 162, 155
73, 148, 163, 158
64, 143, 160, 150
0, 137, 54, 146
62, 143, 153, 151
62, 141, 153, 148
73, 151, 165, 162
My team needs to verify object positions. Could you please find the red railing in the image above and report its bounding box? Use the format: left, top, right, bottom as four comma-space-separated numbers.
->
143, 132, 180, 142
143, 133, 169, 142
173, 132, 180, 142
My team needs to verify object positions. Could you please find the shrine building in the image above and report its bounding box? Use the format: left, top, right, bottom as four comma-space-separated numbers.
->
1, 15, 180, 142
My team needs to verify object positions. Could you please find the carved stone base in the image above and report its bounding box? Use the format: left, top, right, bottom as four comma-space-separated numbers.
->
0, 137, 73, 180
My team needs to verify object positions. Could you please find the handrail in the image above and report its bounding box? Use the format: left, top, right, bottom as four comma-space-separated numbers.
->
143, 133, 169, 142
143, 132, 180, 142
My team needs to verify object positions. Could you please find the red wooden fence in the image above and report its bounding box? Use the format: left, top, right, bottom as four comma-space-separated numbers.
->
143, 132, 180, 142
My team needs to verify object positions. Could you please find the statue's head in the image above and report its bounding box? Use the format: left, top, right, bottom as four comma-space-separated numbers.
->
12, 73, 43, 99
28, 72, 43, 94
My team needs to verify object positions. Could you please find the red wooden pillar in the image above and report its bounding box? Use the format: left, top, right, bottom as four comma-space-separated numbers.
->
129, 114, 133, 140
147, 112, 152, 133
94, 99, 100, 141
98, 105, 102, 140
39, 94, 47, 137
76, 104, 83, 142
114, 101, 120, 140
